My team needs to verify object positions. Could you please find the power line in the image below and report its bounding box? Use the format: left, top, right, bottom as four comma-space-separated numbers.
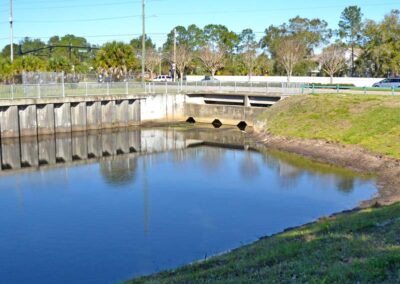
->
147, 2, 399, 17
0, 32, 168, 41
0, 0, 165, 11
14, 15, 157, 24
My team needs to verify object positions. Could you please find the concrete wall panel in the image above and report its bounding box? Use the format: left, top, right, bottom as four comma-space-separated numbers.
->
54, 103, 71, 133
86, 101, 102, 130
0, 106, 19, 138
71, 102, 87, 132
101, 101, 116, 129
37, 104, 55, 135
19, 105, 37, 137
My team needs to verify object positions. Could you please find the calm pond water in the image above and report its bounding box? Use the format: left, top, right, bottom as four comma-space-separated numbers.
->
0, 127, 377, 284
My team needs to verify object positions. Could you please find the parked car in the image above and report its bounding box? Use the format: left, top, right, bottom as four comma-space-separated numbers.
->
201, 76, 219, 82
152, 75, 172, 82
372, 77, 400, 88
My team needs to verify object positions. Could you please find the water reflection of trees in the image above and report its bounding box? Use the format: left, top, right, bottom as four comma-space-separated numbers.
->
261, 152, 357, 193
99, 157, 137, 187
200, 147, 225, 171
336, 177, 355, 193
239, 151, 261, 179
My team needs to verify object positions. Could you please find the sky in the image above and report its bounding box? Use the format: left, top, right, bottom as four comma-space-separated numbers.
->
0, 0, 398, 49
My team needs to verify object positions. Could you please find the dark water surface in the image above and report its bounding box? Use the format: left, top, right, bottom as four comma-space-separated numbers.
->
0, 127, 377, 283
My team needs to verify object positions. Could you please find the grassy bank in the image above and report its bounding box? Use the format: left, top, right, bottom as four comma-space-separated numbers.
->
260, 94, 400, 158
128, 203, 400, 283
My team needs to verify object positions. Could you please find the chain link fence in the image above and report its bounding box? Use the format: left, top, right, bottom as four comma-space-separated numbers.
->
0, 81, 398, 100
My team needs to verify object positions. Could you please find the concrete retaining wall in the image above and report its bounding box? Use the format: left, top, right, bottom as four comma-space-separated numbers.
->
0, 95, 143, 139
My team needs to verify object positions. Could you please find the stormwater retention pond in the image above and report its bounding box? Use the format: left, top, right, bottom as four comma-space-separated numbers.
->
0, 126, 377, 283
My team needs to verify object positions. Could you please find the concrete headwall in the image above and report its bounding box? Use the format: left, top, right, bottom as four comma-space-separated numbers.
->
140, 93, 186, 122
184, 103, 267, 127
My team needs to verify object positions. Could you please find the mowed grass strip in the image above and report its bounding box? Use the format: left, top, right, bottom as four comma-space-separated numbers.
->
259, 94, 400, 159
127, 203, 400, 283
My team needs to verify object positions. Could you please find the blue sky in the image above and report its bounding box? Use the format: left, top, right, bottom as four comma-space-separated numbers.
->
0, 0, 398, 48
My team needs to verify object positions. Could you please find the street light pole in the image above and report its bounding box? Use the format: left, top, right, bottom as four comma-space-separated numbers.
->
9, 0, 13, 62
141, 0, 146, 86
173, 28, 177, 82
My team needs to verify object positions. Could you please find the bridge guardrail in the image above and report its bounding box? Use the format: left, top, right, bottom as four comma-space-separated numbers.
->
0, 81, 398, 100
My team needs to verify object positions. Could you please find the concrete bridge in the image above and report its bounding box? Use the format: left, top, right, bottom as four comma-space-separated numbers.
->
0, 82, 286, 141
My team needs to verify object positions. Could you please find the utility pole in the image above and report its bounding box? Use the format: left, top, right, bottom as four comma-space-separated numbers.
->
173, 28, 177, 82
141, 0, 146, 86
9, 0, 13, 62
159, 51, 162, 75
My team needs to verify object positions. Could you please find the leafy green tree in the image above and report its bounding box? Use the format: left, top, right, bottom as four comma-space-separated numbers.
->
261, 17, 330, 77
48, 56, 73, 74
163, 25, 205, 52
203, 24, 239, 54
0, 58, 14, 83
261, 17, 331, 56
12, 56, 47, 74
19, 37, 47, 57
1, 44, 20, 59
96, 41, 138, 81
339, 6, 363, 76
130, 35, 155, 54
48, 34, 96, 72
254, 53, 273, 76
358, 10, 400, 77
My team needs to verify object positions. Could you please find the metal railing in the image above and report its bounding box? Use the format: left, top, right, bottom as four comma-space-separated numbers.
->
302, 84, 400, 96
0, 82, 145, 100
144, 81, 304, 95
0, 81, 398, 100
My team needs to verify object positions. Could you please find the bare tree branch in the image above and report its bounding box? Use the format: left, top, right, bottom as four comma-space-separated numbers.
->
275, 37, 307, 82
197, 44, 226, 78
320, 44, 347, 84
145, 48, 162, 79
169, 44, 193, 83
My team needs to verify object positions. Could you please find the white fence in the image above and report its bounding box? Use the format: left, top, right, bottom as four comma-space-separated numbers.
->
186, 76, 384, 87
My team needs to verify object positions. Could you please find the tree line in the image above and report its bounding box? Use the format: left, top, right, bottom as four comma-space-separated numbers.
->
0, 6, 399, 83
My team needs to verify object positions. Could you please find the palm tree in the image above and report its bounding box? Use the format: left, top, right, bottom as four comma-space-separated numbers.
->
96, 41, 138, 81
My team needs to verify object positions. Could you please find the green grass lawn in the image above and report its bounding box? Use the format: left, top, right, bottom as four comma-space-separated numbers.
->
260, 94, 400, 159
128, 202, 400, 283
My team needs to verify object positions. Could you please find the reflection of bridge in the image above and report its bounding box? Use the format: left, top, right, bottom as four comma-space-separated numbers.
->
0, 127, 249, 173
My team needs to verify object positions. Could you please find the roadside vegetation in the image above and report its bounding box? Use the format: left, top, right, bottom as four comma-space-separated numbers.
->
0, 7, 399, 83
261, 94, 400, 159
128, 202, 400, 283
